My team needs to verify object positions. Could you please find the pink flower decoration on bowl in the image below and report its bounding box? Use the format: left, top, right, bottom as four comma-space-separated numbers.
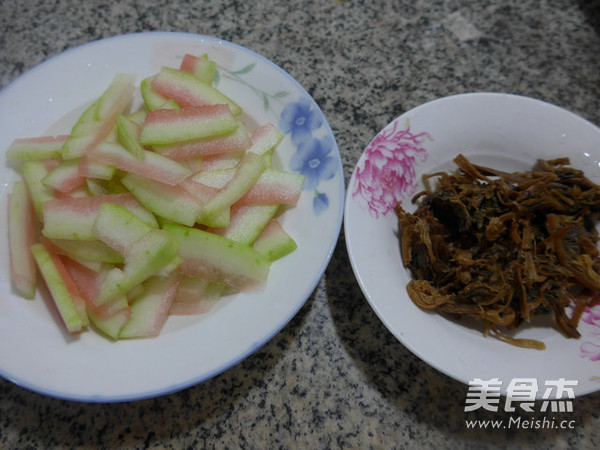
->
582, 304, 600, 328
581, 332, 600, 362
580, 305, 600, 361
352, 119, 430, 218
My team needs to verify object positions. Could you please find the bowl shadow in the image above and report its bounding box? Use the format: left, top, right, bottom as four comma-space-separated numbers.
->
326, 227, 600, 446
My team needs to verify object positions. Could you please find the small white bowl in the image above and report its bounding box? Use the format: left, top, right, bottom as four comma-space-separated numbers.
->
345, 93, 600, 398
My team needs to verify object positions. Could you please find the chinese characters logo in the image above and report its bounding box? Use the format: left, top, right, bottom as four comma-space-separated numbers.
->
465, 378, 578, 413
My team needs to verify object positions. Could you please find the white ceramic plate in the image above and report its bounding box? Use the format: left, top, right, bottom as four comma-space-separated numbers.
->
0, 32, 344, 402
345, 93, 600, 399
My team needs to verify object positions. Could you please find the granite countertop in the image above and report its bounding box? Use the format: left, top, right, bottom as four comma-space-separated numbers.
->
1, 0, 600, 448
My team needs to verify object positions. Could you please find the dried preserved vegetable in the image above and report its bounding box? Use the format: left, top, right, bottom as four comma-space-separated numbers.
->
396, 154, 600, 349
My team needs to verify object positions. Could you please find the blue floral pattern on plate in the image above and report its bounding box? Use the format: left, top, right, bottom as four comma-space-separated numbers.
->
216, 64, 336, 215
280, 98, 337, 215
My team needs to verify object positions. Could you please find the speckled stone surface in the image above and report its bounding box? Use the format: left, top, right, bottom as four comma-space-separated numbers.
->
1, 0, 600, 448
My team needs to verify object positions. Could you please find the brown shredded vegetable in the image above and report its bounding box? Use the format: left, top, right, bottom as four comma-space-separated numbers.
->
396, 154, 600, 350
